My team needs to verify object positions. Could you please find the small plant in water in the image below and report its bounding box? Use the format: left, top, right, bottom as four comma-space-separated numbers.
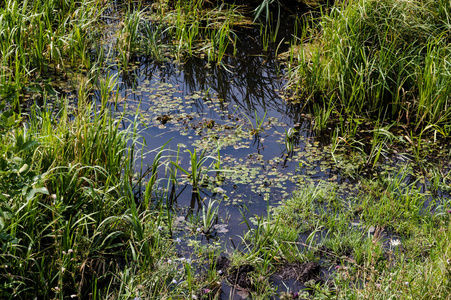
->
243, 110, 268, 136
284, 127, 298, 154
172, 147, 219, 192
202, 199, 219, 235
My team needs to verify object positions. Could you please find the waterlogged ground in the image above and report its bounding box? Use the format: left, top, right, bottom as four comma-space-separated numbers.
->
112, 56, 354, 228
100, 45, 451, 298
101, 54, 439, 297
26, 19, 451, 300
6, 1, 451, 298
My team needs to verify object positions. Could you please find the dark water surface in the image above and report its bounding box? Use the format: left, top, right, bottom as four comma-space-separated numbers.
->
27, 3, 450, 297
110, 23, 357, 245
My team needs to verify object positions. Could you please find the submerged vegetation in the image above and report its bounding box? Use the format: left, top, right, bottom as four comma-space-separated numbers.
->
1, 0, 451, 298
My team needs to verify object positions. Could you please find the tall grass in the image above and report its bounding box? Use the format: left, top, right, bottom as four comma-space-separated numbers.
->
0, 0, 103, 103
150, 0, 243, 63
0, 92, 224, 297
108, 0, 244, 66
0, 56, 189, 298
288, 0, 451, 136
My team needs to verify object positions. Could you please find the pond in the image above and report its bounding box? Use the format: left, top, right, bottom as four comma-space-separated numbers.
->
91, 5, 451, 296
107, 20, 361, 238
6, 1, 451, 298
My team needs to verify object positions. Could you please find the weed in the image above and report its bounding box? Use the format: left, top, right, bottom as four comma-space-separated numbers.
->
243, 110, 268, 136
172, 147, 220, 192
287, 0, 451, 139
201, 199, 219, 235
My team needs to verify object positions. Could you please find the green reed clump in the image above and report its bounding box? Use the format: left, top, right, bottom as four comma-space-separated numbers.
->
289, 0, 451, 135
110, 0, 243, 66
0, 0, 104, 103
0, 93, 178, 298
117, 8, 143, 68
143, 0, 244, 63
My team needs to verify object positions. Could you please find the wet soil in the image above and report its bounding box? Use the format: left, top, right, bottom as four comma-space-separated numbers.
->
214, 255, 325, 298
227, 264, 256, 290
276, 261, 322, 283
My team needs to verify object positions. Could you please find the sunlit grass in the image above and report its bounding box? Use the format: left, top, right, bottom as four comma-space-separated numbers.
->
226, 176, 451, 298
2, 0, 451, 298
287, 0, 451, 138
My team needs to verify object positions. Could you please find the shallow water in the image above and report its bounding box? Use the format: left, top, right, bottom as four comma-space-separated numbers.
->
110, 27, 361, 247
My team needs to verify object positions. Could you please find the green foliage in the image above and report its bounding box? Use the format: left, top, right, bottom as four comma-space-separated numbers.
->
172, 147, 220, 191
201, 199, 219, 234
243, 110, 268, 136
0, 0, 103, 102
289, 0, 451, 136
0, 95, 176, 298
110, 0, 243, 65
2, 0, 451, 298
229, 175, 451, 299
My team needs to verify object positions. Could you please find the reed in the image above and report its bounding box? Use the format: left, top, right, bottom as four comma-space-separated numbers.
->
243, 110, 268, 136
156, 0, 243, 63
201, 199, 219, 234
287, 0, 451, 137
117, 8, 143, 68
0, 0, 103, 103
0, 85, 179, 298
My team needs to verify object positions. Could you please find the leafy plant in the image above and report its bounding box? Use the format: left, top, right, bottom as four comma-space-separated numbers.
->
243, 110, 268, 136
171, 147, 220, 192
201, 199, 219, 234
284, 127, 298, 154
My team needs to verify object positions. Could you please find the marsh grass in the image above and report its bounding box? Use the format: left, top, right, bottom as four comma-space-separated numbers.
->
3, 0, 451, 298
110, 0, 245, 65
0, 0, 104, 102
0, 86, 187, 298
201, 199, 219, 235
172, 147, 221, 194
287, 0, 451, 141
224, 170, 451, 298
1, 87, 238, 298
243, 110, 268, 136
117, 8, 143, 68
163, 1, 244, 63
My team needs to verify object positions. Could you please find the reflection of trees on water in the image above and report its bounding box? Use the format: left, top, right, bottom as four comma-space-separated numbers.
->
110, 18, 309, 127
178, 25, 287, 112
103, 0, 312, 123
120, 50, 298, 120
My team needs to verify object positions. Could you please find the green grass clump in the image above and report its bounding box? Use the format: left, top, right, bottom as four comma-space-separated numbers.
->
0, 96, 178, 298
227, 176, 451, 299
0, 0, 104, 104
111, 0, 248, 66
147, 0, 245, 64
289, 0, 451, 135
